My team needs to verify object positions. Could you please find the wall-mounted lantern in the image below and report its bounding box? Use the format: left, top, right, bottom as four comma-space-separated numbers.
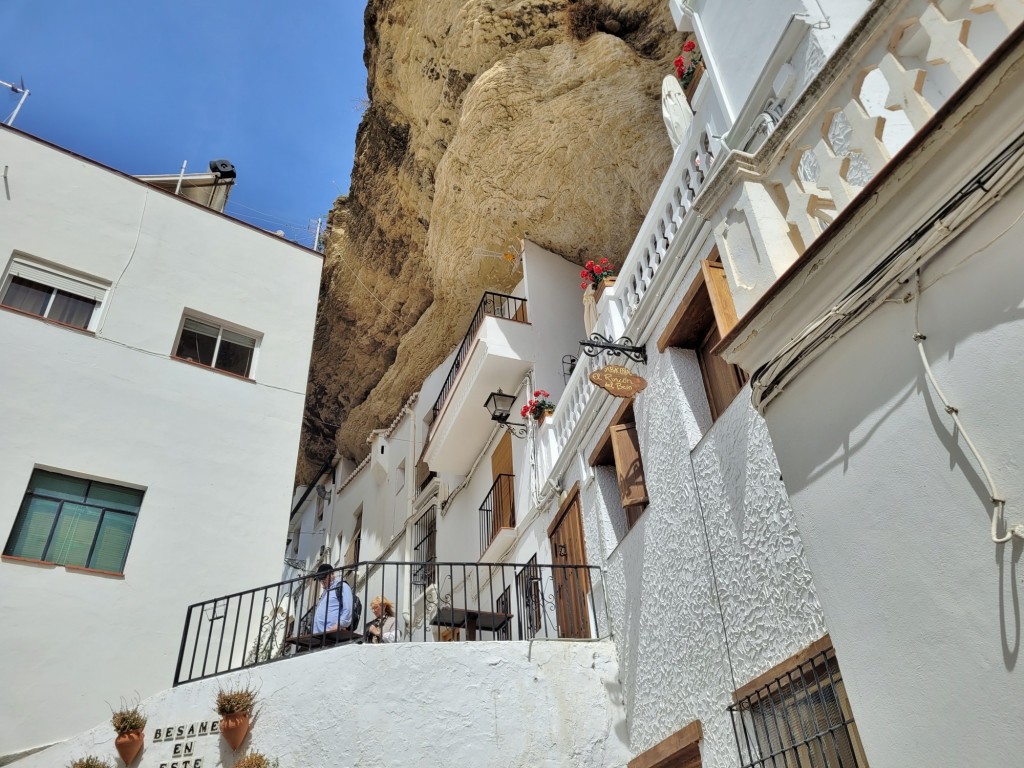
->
483, 389, 528, 438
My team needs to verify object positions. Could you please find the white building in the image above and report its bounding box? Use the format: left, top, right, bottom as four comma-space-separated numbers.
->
0, 126, 321, 760
714, 3, 1024, 765
9, 3, 1024, 768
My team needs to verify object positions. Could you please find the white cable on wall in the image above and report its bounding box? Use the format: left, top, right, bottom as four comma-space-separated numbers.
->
912, 272, 1022, 543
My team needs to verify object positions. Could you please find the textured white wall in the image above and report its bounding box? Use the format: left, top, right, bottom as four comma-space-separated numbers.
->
14, 641, 631, 768
762, 183, 1024, 767
557, 260, 827, 764
0, 129, 321, 756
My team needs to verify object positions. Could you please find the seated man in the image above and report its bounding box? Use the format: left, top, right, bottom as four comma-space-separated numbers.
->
312, 563, 353, 637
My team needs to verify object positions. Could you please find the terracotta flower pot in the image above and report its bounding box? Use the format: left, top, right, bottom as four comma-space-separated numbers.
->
114, 729, 144, 765
595, 276, 617, 302
220, 712, 250, 751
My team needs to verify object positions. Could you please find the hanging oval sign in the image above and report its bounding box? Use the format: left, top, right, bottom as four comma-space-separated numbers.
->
589, 365, 647, 398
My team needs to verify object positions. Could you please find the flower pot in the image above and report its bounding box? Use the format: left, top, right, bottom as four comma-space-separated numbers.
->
220, 712, 250, 751
595, 276, 617, 302
535, 412, 546, 426
114, 729, 144, 765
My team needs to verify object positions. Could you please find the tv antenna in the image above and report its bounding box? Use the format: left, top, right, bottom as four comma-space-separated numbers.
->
1, 77, 30, 126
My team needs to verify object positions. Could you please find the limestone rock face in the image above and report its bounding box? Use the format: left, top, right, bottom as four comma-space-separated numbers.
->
301, 0, 679, 478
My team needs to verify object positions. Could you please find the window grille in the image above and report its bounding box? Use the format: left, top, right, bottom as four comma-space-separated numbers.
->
729, 646, 867, 768
515, 555, 543, 639
411, 505, 436, 588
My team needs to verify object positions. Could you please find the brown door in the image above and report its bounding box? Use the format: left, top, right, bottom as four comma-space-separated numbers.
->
547, 487, 591, 638
490, 432, 515, 533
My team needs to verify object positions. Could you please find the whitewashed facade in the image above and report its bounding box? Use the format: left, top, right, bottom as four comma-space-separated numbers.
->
0, 126, 321, 759
714, 2, 1024, 765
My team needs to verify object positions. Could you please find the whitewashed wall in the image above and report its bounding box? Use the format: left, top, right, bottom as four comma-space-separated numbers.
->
762, 182, 1024, 768
0, 128, 321, 757
544, 250, 827, 763
14, 641, 631, 768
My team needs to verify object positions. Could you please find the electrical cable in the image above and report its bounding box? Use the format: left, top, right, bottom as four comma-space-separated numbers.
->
912, 271, 1021, 543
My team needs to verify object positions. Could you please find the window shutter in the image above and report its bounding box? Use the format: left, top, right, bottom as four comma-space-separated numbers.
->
5, 497, 60, 560
43, 503, 100, 567
609, 424, 649, 508
7, 260, 108, 302
701, 259, 739, 337
89, 511, 136, 572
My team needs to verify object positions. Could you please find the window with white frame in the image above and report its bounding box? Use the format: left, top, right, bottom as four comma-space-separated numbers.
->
4, 469, 144, 574
0, 257, 108, 331
173, 315, 259, 378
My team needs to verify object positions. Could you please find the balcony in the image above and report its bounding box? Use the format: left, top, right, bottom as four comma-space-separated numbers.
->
424, 291, 533, 475
479, 474, 516, 561
173, 558, 604, 684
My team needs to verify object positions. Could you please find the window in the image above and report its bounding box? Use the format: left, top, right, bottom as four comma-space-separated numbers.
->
395, 459, 406, 494
0, 257, 107, 330
345, 511, 362, 566
590, 399, 648, 528
174, 316, 258, 378
411, 505, 437, 588
658, 252, 747, 421
515, 555, 543, 640
4, 469, 143, 574
729, 637, 869, 768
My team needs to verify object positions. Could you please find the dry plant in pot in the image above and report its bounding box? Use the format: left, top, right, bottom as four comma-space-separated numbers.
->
110, 699, 147, 765
235, 751, 279, 768
68, 758, 114, 768
215, 684, 257, 751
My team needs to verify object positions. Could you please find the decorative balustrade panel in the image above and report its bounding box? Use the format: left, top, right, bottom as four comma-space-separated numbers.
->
769, 0, 1021, 251
173, 560, 604, 684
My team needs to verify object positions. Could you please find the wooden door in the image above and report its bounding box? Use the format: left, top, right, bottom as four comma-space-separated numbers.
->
547, 487, 591, 638
490, 432, 515, 532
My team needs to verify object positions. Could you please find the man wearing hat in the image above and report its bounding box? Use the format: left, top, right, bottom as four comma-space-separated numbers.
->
312, 563, 353, 636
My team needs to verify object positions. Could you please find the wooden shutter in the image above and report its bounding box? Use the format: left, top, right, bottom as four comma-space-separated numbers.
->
701, 258, 738, 338
609, 424, 648, 508
698, 323, 746, 421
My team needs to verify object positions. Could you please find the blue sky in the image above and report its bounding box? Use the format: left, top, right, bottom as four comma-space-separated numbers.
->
0, 0, 368, 248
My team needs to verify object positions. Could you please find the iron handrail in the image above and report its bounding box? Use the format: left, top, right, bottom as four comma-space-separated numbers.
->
429, 291, 528, 423
479, 474, 516, 556
173, 558, 602, 686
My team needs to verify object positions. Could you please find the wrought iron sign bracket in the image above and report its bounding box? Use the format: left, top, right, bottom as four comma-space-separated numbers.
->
497, 421, 528, 439
578, 333, 647, 364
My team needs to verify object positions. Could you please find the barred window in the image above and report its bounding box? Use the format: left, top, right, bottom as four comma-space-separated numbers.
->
515, 555, 543, 639
411, 505, 437, 588
729, 640, 868, 768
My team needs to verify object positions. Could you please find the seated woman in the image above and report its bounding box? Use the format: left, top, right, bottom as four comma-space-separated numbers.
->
365, 595, 400, 644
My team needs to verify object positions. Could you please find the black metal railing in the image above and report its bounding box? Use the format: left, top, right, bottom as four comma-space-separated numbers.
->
479, 474, 516, 557
430, 292, 528, 423
173, 559, 602, 685
729, 646, 867, 768
411, 506, 437, 589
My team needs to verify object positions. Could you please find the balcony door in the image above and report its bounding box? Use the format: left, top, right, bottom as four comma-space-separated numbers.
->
490, 432, 515, 532
547, 486, 591, 639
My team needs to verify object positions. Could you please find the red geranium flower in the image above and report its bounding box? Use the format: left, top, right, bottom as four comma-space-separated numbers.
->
674, 55, 684, 69
581, 281, 588, 289
580, 270, 588, 278
594, 265, 603, 275
683, 40, 696, 52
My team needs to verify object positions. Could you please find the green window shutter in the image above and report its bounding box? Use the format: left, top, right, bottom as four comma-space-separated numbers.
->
86, 482, 144, 512
5, 497, 60, 559
29, 470, 89, 502
44, 503, 100, 567
89, 511, 136, 572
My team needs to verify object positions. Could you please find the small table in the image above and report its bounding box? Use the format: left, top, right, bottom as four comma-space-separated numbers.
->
284, 628, 361, 651
431, 607, 512, 641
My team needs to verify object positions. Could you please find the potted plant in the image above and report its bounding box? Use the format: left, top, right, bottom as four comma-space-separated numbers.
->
674, 40, 705, 100
520, 390, 556, 424
235, 752, 279, 768
110, 701, 147, 765
68, 758, 114, 768
580, 258, 617, 301
215, 684, 257, 751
